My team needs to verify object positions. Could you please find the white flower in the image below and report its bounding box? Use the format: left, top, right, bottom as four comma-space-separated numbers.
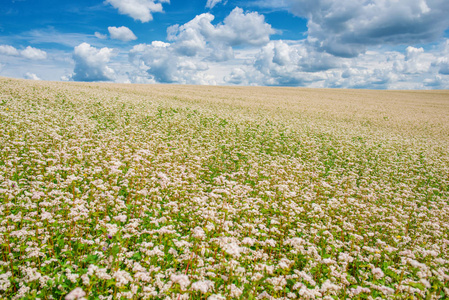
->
208, 294, 225, 300
298, 286, 322, 299
170, 274, 190, 291
113, 270, 132, 287
191, 280, 214, 294
285, 237, 304, 250
320, 279, 341, 295
372, 267, 384, 279
265, 239, 276, 247
0, 272, 12, 291
192, 226, 206, 239
229, 284, 243, 298
242, 237, 255, 246
224, 242, 241, 257
338, 252, 354, 263
65, 287, 86, 300
105, 223, 119, 236
251, 272, 264, 281
257, 291, 273, 299
113, 215, 127, 222
350, 286, 371, 296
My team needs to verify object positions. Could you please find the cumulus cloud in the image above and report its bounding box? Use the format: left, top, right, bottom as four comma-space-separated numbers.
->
123, 3, 449, 89
224, 40, 340, 86
219, 38, 449, 89
24, 72, 41, 80
257, 0, 449, 57
105, 0, 169, 23
129, 41, 215, 84
126, 7, 275, 85
20, 46, 47, 60
206, 0, 226, 9
71, 43, 115, 82
167, 7, 274, 59
0, 45, 20, 56
108, 26, 137, 42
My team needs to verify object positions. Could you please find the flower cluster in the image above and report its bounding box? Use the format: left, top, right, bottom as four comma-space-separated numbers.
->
0, 77, 448, 299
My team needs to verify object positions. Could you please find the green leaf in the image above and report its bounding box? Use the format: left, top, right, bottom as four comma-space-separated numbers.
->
84, 254, 99, 264
131, 252, 142, 261
408, 282, 425, 291
111, 244, 120, 256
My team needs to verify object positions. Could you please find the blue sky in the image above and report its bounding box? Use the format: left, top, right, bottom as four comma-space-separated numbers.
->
1, 0, 448, 89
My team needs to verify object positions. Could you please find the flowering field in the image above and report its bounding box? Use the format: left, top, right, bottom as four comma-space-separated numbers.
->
1, 77, 449, 299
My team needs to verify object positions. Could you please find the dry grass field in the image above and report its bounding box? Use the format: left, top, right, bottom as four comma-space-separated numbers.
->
0, 77, 448, 299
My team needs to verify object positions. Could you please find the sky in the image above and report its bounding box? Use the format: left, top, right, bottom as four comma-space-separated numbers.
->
1, 0, 449, 89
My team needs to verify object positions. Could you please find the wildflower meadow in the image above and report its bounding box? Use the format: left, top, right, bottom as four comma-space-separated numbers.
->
0, 77, 448, 299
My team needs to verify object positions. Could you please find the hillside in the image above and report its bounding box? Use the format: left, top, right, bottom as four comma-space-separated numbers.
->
1, 77, 448, 299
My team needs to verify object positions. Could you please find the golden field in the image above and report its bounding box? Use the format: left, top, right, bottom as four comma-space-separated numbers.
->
0, 77, 448, 299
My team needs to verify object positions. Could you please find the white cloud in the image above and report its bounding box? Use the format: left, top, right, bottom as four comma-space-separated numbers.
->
108, 26, 137, 42
95, 32, 108, 40
0, 45, 47, 60
256, 0, 449, 57
129, 41, 216, 84
2, 3, 446, 90
438, 58, 449, 75
20, 46, 47, 60
126, 8, 275, 85
105, 0, 169, 23
0, 45, 20, 56
206, 0, 226, 9
71, 43, 115, 82
214, 7, 274, 46
167, 7, 274, 58
244, 40, 330, 86
24, 72, 41, 80
123, 7, 449, 89
218, 38, 449, 89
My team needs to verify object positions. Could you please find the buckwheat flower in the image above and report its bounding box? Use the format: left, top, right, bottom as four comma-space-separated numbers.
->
224, 242, 241, 257
105, 223, 119, 236
338, 252, 354, 263
114, 215, 127, 223
191, 280, 214, 294
0, 272, 12, 291
192, 227, 206, 239
113, 270, 132, 287
265, 239, 276, 247
208, 294, 225, 300
285, 237, 304, 250
170, 274, 190, 291
320, 279, 341, 295
257, 291, 273, 299
168, 248, 178, 256
350, 286, 371, 296
266, 276, 287, 291
228, 284, 242, 298
65, 287, 86, 300
251, 272, 264, 281
321, 258, 336, 265
372, 267, 384, 279
294, 271, 316, 286
242, 237, 255, 246
298, 286, 322, 299
81, 274, 90, 286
